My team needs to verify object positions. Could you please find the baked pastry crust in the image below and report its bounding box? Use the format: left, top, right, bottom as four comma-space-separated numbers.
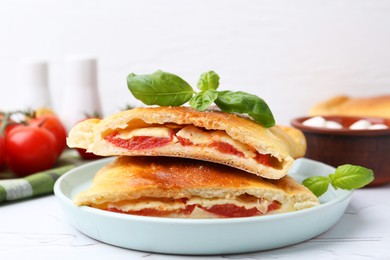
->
74, 156, 319, 218
309, 95, 390, 118
67, 106, 306, 179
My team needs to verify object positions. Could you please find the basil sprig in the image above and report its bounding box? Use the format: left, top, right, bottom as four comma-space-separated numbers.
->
127, 70, 275, 127
303, 164, 374, 197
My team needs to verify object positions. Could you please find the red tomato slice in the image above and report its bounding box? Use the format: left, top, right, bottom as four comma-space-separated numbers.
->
255, 153, 271, 167
107, 205, 196, 217
176, 136, 192, 146
104, 132, 173, 150
105, 202, 281, 218
209, 142, 245, 157
200, 204, 260, 218
201, 202, 281, 218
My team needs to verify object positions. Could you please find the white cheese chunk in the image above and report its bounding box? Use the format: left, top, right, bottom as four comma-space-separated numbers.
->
302, 116, 326, 127
349, 120, 372, 130
217, 135, 256, 158
117, 127, 172, 139
324, 121, 343, 129
176, 126, 210, 145
369, 124, 388, 130
176, 126, 256, 158
186, 206, 220, 218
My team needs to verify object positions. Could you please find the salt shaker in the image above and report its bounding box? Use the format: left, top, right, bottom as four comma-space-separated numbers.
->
17, 59, 51, 110
59, 56, 102, 131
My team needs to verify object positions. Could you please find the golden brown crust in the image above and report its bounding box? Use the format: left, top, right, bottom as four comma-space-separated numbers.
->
67, 106, 306, 179
74, 156, 319, 213
68, 118, 101, 148
269, 125, 306, 159
309, 95, 390, 118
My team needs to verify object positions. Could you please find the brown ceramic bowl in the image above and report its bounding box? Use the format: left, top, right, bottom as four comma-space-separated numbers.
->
291, 116, 390, 186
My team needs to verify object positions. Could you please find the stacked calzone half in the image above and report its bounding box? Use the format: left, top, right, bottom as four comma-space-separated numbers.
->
68, 106, 319, 218
68, 106, 306, 179
74, 156, 319, 218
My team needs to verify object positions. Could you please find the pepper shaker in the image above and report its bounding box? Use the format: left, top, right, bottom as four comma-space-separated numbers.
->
17, 59, 51, 110
59, 56, 102, 131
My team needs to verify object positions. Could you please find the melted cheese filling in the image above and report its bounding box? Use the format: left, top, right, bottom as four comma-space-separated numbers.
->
117, 127, 172, 139
104, 195, 285, 215
115, 125, 258, 159
176, 126, 256, 158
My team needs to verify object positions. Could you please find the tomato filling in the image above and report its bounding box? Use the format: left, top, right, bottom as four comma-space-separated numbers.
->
176, 136, 192, 146
106, 201, 281, 218
107, 205, 196, 217
209, 141, 245, 157
104, 132, 173, 150
104, 129, 276, 168
254, 153, 271, 167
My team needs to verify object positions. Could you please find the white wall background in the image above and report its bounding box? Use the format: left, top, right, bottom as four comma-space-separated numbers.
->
0, 0, 389, 127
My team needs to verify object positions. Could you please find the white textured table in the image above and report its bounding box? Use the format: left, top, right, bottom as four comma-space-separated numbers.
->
0, 184, 389, 260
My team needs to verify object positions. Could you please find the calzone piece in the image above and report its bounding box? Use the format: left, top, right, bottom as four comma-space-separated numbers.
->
309, 95, 390, 118
74, 156, 319, 218
67, 106, 306, 179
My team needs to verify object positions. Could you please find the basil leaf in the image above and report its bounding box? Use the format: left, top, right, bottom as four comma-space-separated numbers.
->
197, 71, 220, 91
329, 164, 374, 190
214, 91, 275, 127
127, 70, 194, 106
189, 89, 218, 111
302, 176, 330, 197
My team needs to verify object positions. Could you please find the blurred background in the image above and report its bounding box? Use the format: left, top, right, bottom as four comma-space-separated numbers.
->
0, 0, 389, 128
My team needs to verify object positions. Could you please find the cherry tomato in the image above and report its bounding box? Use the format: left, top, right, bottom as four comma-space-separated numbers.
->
30, 115, 67, 156
5, 125, 58, 177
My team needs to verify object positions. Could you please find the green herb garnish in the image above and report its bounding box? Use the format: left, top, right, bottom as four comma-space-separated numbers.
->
127, 71, 194, 106
303, 164, 374, 197
127, 70, 275, 128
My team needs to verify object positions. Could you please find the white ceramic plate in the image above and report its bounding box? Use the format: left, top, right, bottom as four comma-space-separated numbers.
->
54, 157, 352, 255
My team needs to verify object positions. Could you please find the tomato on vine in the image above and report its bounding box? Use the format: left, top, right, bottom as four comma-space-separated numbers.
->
29, 115, 67, 156
0, 109, 68, 177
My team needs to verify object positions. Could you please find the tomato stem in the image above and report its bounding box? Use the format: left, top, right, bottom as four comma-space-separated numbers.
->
37, 118, 48, 128
0, 110, 34, 136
